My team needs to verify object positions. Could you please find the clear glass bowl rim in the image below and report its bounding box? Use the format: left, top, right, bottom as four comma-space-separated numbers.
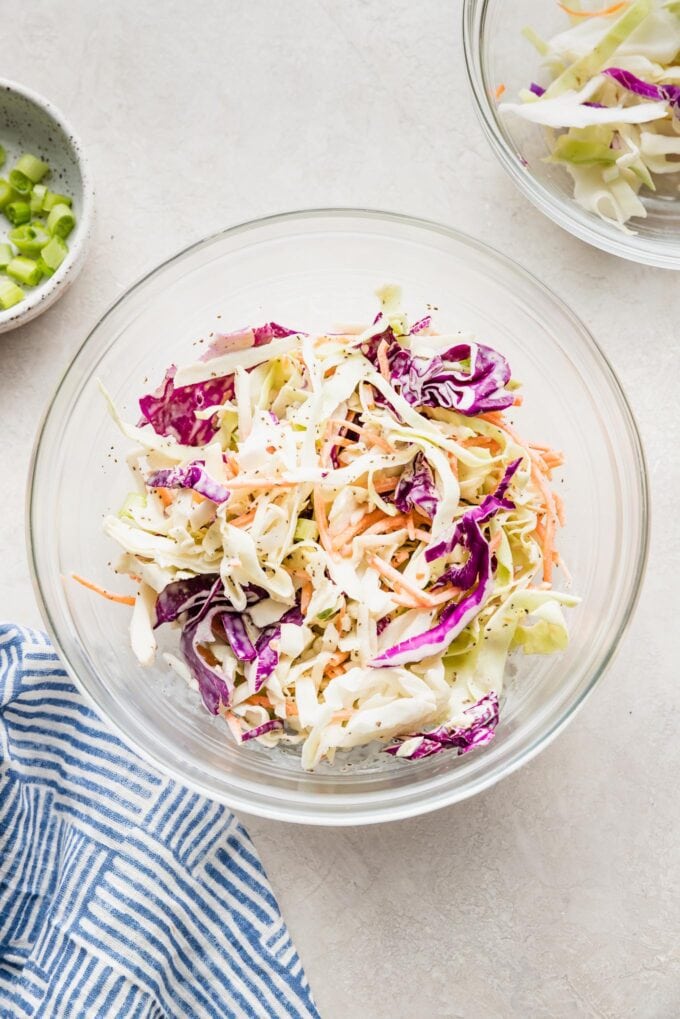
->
462, 0, 680, 270
27, 207, 650, 825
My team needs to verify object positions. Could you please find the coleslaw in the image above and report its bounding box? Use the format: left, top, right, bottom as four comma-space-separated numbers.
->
91, 287, 578, 770
501, 0, 680, 231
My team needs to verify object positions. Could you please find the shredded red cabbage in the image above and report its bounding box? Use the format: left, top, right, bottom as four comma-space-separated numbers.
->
241, 719, 284, 742
252, 605, 304, 693
372, 461, 521, 668
384, 693, 500, 759
389, 341, 513, 416
394, 451, 439, 519
220, 613, 257, 662
201, 322, 300, 362
138, 366, 234, 447
146, 461, 230, 504
603, 67, 680, 107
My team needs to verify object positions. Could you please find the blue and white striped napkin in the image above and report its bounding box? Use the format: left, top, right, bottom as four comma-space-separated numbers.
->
0, 624, 319, 1019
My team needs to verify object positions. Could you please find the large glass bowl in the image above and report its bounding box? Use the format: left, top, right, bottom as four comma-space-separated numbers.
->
463, 0, 680, 269
28, 209, 648, 825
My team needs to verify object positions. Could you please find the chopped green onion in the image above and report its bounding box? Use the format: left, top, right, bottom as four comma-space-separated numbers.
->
47, 202, 75, 239
0, 243, 13, 269
30, 183, 47, 214
8, 170, 32, 196
0, 146, 5, 170
13, 153, 49, 184
0, 179, 18, 210
0, 278, 25, 309
9, 223, 50, 256
294, 518, 319, 541
5, 201, 31, 225
42, 190, 72, 211
37, 235, 68, 276
6, 255, 42, 286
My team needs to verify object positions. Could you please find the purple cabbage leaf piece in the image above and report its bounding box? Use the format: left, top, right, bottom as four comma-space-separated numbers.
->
389, 341, 513, 416
394, 451, 440, 519
220, 613, 257, 662
371, 461, 521, 668
384, 693, 500, 759
138, 366, 234, 447
146, 461, 230, 504
603, 67, 680, 107
251, 605, 304, 693
241, 719, 284, 742
201, 322, 301, 362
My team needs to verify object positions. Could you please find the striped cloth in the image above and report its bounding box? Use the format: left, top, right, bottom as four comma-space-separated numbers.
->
0, 624, 319, 1019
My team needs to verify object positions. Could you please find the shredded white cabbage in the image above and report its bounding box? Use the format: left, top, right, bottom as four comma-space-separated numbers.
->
97, 289, 577, 769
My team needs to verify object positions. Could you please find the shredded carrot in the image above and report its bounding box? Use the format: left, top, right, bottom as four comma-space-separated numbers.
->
285, 701, 299, 718
368, 554, 435, 608
128, 573, 142, 582
477, 414, 560, 583
447, 452, 459, 479
478, 411, 506, 426
70, 573, 136, 606
494, 82, 506, 100
224, 453, 240, 476
156, 487, 174, 508
228, 508, 257, 528
300, 580, 313, 615
554, 492, 566, 527
328, 418, 395, 454
372, 475, 400, 494
377, 340, 391, 381
406, 512, 416, 541
192, 491, 206, 504
331, 508, 386, 547
221, 477, 295, 490
460, 436, 497, 449
425, 584, 464, 606
390, 591, 429, 609
558, 1, 625, 18
246, 694, 274, 709
531, 463, 557, 583
337, 601, 347, 632
513, 393, 524, 406
360, 514, 410, 537
328, 651, 350, 668
224, 711, 243, 744
489, 531, 503, 555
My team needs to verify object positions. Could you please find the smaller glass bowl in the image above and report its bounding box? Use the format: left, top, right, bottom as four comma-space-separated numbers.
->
463, 0, 680, 269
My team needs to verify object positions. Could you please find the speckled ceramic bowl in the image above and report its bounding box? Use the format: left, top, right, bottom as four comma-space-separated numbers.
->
0, 79, 93, 333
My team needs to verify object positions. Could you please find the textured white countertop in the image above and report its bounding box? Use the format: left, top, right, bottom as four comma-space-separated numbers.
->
1, 2, 678, 1015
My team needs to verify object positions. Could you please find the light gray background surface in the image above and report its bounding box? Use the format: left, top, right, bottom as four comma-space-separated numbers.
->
1, 2, 678, 1016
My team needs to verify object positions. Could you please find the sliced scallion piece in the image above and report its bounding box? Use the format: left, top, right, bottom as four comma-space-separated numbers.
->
42, 190, 72, 211
0, 146, 5, 170
47, 203, 75, 239
30, 183, 47, 214
37, 235, 68, 276
5, 200, 31, 225
0, 242, 13, 269
0, 278, 25, 309
14, 153, 49, 184
9, 222, 50, 256
0, 180, 18, 210
6, 255, 42, 286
